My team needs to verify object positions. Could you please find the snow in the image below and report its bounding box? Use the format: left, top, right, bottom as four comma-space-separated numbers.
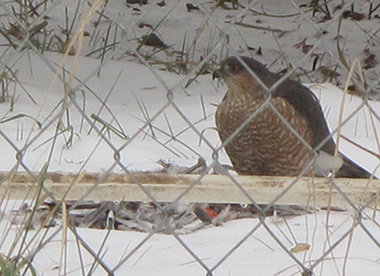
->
2, 210, 380, 275
1, 0, 380, 275
2, 53, 379, 174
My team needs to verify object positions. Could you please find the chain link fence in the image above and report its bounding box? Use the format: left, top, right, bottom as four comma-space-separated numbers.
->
1, 0, 380, 275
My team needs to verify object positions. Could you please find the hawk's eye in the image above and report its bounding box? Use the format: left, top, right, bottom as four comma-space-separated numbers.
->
228, 63, 240, 74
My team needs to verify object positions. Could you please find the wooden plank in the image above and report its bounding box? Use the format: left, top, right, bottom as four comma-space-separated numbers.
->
0, 172, 378, 207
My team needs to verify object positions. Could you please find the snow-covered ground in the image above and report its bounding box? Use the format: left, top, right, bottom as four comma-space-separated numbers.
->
1, 52, 379, 175
2, 194, 380, 276
1, 0, 380, 275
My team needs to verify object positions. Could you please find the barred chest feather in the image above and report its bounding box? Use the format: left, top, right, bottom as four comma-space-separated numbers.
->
215, 93, 314, 176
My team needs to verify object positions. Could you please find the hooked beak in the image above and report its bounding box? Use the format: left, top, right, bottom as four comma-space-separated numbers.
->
212, 67, 223, 80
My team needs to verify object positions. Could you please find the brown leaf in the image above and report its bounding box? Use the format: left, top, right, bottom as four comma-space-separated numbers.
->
363, 54, 376, 69
291, 243, 310, 253
350, 12, 365, 21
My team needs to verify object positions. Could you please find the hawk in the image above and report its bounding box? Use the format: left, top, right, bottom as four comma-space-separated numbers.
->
213, 56, 371, 178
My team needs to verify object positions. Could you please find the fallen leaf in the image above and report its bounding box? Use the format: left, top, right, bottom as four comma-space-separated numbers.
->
291, 243, 310, 253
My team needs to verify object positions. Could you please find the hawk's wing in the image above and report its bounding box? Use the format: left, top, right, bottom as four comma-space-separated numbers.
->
269, 73, 372, 178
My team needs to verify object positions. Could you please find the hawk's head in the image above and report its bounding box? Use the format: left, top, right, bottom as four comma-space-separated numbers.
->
213, 56, 272, 98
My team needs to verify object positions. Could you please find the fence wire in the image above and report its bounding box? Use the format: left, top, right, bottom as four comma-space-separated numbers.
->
1, 0, 380, 275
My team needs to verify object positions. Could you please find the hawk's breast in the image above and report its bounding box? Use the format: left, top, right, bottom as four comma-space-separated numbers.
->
215, 94, 313, 176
